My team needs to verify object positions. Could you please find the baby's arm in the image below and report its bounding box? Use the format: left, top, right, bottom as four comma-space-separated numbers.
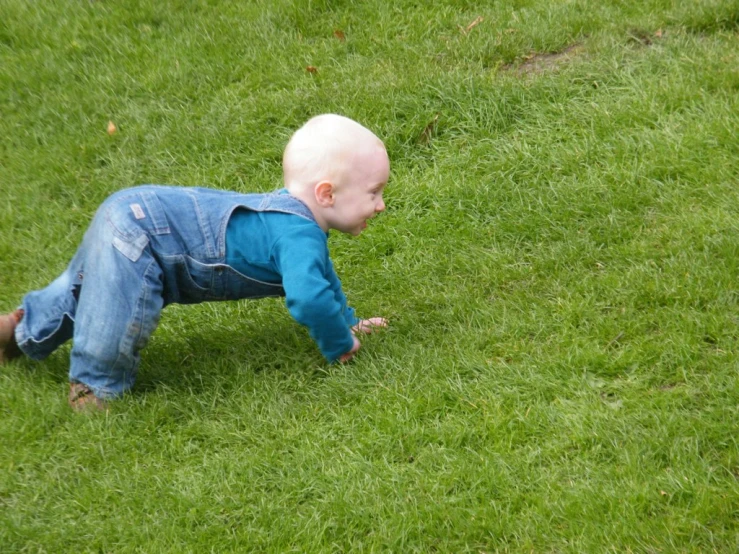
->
274, 230, 358, 362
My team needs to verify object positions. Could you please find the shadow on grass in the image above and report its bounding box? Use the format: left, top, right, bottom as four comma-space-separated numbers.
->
10, 319, 326, 400
133, 321, 325, 396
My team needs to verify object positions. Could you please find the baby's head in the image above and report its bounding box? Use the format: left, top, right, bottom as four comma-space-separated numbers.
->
283, 114, 390, 235
283, 114, 388, 194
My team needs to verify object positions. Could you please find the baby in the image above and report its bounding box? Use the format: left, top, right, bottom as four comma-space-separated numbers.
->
0, 114, 389, 410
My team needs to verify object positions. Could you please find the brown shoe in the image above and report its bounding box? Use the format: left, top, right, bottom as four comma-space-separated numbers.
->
0, 309, 24, 365
68, 382, 108, 412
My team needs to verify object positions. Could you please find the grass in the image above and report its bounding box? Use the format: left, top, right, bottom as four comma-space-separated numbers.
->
2, 0, 739, 551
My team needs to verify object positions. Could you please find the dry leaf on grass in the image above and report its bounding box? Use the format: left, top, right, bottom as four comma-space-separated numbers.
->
333, 29, 346, 41
460, 16, 483, 35
107, 121, 117, 135
306, 65, 318, 74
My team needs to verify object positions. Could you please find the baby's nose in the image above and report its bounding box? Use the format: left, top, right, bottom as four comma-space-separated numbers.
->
376, 199, 385, 212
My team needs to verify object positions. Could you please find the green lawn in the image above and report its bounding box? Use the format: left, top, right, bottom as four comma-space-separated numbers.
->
2, 0, 739, 551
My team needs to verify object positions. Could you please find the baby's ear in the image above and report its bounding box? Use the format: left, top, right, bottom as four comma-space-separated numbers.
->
314, 181, 335, 207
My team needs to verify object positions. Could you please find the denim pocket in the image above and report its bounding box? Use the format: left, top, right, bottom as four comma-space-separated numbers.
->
106, 189, 171, 242
112, 233, 150, 263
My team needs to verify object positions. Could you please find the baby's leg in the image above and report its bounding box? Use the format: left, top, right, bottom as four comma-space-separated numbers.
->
68, 213, 165, 402
14, 199, 142, 362
14, 251, 85, 361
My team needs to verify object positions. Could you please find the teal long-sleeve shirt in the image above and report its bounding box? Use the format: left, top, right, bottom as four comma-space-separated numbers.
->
225, 208, 359, 362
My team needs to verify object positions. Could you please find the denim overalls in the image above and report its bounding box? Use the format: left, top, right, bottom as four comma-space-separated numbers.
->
15, 186, 317, 399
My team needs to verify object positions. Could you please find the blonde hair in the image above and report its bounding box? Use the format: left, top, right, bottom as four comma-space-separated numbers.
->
283, 114, 384, 194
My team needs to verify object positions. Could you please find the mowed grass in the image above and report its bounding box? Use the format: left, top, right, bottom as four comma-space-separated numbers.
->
2, 0, 739, 551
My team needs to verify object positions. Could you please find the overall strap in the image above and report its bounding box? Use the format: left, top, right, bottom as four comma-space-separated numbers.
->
252, 189, 317, 223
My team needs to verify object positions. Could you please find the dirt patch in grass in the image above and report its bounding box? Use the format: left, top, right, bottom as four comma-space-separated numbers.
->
503, 28, 666, 76
627, 28, 664, 46
504, 43, 585, 75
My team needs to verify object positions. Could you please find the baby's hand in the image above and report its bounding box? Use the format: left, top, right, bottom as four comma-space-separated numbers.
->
339, 335, 361, 363
352, 317, 388, 334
